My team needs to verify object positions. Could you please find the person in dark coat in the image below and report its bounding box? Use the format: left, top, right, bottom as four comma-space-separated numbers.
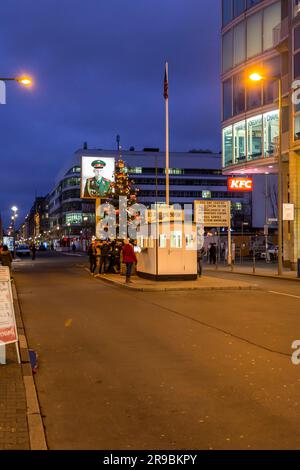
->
0, 245, 13, 278
122, 239, 137, 283
209, 243, 217, 265
98, 240, 110, 274
30, 244, 36, 260
87, 243, 97, 274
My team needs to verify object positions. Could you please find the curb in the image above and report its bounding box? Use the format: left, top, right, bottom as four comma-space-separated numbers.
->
205, 268, 300, 283
12, 283, 48, 450
91, 272, 259, 292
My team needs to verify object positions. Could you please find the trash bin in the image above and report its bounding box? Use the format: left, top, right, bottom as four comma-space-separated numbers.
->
298, 259, 300, 278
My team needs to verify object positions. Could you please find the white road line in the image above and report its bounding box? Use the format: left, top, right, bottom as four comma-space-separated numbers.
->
269, 290, 300, 300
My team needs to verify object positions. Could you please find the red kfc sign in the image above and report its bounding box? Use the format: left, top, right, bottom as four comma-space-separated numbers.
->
228, 177, 253, 192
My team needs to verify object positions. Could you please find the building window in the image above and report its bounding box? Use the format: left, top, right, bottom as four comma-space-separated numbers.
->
294, 0, 300, 18
247, 0, 262, 8
223, 78, 233, 120
234, 121, 246, 163
295, 115, 300, 140
263, 2, 281, 51
170, 231, 182, 249
233, 21, 246, 66
233, 73, 245, 115
128, 167, 142, 174
294, 25, 300, 52
294, 52, 300, 79
247, 115, 263, 160
223, 126, 233, 166
234, 0, 245, 17
202, 191, 211, 199
65, 213, 83, 225
223, 0, 233, 26
222, 29, 233, 73
247, 79, 262, 110
263, 57, 280, 105
264, 110, 279, 157
247, 11, 262, 59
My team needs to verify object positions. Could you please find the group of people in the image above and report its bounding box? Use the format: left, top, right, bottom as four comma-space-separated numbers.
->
88, 238, 137, 283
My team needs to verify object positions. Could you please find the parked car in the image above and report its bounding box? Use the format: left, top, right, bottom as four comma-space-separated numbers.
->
260, 246, 278, 261
15, 245, 31, 257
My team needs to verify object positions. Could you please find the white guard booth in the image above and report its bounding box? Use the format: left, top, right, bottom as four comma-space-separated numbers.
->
136, 208, 197, 281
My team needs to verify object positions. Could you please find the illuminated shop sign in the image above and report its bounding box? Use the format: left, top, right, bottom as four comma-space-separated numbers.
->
228, 177, 253, 191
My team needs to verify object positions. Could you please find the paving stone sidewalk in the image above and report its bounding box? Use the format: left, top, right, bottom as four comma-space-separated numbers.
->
205, 264, 300, 281
0, 289, 30, 450
0, 282, 47, 451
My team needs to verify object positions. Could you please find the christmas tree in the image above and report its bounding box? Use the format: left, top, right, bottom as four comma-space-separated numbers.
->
102, 156, 139, 239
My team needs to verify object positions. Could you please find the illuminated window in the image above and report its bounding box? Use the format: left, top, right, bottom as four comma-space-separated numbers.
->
233, 21, 245, 66
247, 115, 263, 160
159, 234, 167, 248
223, 126, 233, 166
263, 2, 281, 51
264, 110, 279, 157
202, 191, 211, 199
170, 231, 182, 249
234, 121, 246, 163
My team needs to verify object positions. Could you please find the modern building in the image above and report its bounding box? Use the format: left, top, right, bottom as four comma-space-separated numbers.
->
22, 197, 50, 242
221, 0, 300, 268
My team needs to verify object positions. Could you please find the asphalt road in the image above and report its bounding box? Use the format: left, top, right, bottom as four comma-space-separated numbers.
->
13, 253, 300, 450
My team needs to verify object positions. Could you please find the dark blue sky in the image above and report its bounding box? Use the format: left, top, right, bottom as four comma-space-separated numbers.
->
0, 0, 220, 226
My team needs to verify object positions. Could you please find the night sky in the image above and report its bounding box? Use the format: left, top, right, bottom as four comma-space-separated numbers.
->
0, 0, 220, 226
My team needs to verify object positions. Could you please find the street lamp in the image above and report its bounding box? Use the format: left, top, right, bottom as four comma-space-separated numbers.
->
249, 72, 283, 275
0, 76, 32, 87
67, 223, 71, 251
10, 206, 18, 258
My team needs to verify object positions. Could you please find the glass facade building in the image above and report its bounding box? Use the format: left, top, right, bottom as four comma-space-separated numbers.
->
221, 0, 300, 268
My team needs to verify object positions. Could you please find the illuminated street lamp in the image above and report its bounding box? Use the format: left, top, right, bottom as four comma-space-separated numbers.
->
10, 206, 18, 258
0, 76, 32, 87
249, 72, 283, 276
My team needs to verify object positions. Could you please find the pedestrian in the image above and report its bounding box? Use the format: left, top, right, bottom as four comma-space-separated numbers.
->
30, 244, 36, 261
99, 240, 110, 274
87, 243, 97, 275
197, 245, 206, 277
72, 243, 76, 253
122, 239, 137, 284
209, 243, 217, 265
0, 245, 13, 279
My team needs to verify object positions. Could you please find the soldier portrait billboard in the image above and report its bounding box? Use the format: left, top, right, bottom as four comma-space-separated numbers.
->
81, 156, 115, 199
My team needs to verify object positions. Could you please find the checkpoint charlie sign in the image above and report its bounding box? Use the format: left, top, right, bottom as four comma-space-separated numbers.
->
194, 200, 231, 228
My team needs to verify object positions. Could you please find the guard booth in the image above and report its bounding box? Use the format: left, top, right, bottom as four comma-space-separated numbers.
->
136, 207, 198, 281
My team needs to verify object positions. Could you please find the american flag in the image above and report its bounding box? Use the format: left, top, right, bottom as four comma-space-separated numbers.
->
164, 63, 168, 100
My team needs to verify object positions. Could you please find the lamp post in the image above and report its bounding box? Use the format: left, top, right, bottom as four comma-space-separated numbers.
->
83, 216, 88, 251
240, 222, 249, 265
67, 223, 71, 251
11, 206, 18, 258
249, 73, 283, 275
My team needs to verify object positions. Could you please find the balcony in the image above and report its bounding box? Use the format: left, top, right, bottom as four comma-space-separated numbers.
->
273, 18, 289, 52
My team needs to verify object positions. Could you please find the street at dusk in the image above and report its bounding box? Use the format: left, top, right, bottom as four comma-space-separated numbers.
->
1, 0, 300, 462
10, 253, 300, 450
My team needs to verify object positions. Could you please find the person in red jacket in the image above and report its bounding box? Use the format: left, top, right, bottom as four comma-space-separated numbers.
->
122, 239, 137, 283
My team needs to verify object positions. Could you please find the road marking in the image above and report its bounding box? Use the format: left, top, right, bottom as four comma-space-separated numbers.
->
269, 291, 300, 300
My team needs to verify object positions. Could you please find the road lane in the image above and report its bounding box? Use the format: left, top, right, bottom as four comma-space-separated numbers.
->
13, 254, 300, 450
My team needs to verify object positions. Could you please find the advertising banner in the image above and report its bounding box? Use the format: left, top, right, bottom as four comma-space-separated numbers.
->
0, 267, 18, 346
228, 177, 253, 192
81, 156, 115, 199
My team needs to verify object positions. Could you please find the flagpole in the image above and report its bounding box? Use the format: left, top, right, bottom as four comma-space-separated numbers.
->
165, 62, 170, 206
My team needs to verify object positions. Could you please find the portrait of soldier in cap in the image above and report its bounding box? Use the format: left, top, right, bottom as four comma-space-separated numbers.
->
83, 160, 112, 198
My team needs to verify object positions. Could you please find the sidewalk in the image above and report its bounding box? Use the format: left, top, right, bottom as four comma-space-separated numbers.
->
93, 272, 258, 292
205, 263, 300, 282
0, 282, 47, 450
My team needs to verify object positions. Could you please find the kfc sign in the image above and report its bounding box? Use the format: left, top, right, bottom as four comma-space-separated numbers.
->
228, 178, 253, 192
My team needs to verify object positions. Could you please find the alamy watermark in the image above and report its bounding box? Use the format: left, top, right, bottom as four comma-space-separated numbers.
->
95, 197, 205, 251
